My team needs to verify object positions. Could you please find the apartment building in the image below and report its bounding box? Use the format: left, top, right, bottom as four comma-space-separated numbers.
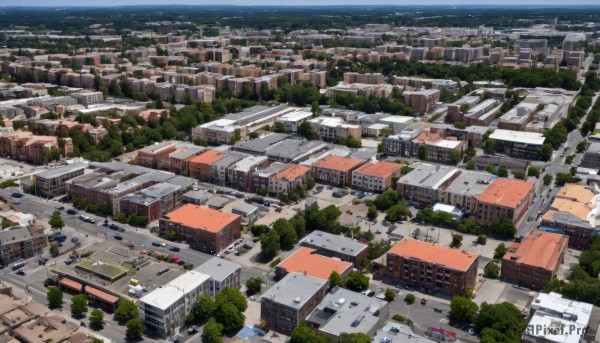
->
402, 89, 440, 114
189, 150, 225, 181
66, 172, 118, 206
397, 163, 461, 206
210, 152, 249, 186
488, 129, 546, 160
383, 129, 465, 163
375, 238, 479, 295
0, 130, 73, 164
311, 155, 365, 187
252, 162, 288, 192
230, 155, 269, 191
352, 161, 403, 192
159, 204, 241, 254
308, 117, 362, 143
33, 163, 86, 197
0, 225, 47, 265
70, 91, 104, 107
137, 142, 179, 169
276, 110, 313, 134
266, 139, 329, 164
438, 171, 495, 213
119, 182, 182, 223
343, 72, 385, 85
501, 230, 568, 290
275, 247, 353, 281
581, 142, 600, 169
474, 178, 535, 225
138, 271, 210, 336
194, 257, 241, 297
267, 164, 311, 194
299, 230, 369, 266
261, 273, 328, 334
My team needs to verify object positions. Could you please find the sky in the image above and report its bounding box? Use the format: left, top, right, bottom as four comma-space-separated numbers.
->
2, 0, 600, 6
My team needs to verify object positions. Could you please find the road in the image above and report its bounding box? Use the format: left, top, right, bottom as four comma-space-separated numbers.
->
517, 92, 599, 237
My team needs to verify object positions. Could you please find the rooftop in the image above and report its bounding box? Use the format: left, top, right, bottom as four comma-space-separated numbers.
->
276, 247, 353, 281
398, 163, 460, 190
194, 257, 241, 283
373, 321, 435, 343
273, 164, 311, 182
489, 129, 546, 145
233, 133, 289, 154
312, 155, 365, 172
35, 162, 87, 179
260, 272, 326, 310
267, 139, 328, 161
443, 170, 496, 197
353, 161, 403, 179
139, 270, 210, 310
531, 292, 592, 327
476, 178, 534, 208
162, 204, 239, 233
189, 149, 225, 165
503, 229, 567, 271
301, 230, 368, 258
387, 238, 478, 272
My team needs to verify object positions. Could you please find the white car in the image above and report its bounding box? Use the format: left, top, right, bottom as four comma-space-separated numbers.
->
160, 243, 167, 247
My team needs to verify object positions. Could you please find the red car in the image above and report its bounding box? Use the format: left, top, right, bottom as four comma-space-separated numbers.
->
421, 298, 428, 305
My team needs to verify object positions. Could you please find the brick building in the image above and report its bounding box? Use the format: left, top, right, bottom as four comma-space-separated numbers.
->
189, 150, 225, 181
474, 178, 535, 225
402, 89, 440, 114
352, 161, 403, 192
275, 247, 353, 281
311, 155, 365, 187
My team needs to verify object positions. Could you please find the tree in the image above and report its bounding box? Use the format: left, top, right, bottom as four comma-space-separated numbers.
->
214, 302, 245, 333
450, 151, 461, 165
527, 166, 540, 178
215, 287, 248, 312
115, 299, 139, 322
89, 308, 105, 330
386, 203, 411, 222
487, 218, 516, 238
165, 230, 179, 241
484, 262, 500, 278
251, 224, 270, 237
272, 122, 286, 133
246, 277, 263, 296
203, 318, 224, 343
273, 218, 298, 248
577, 141, 588, 153
50, 243, 59, 256
449, 296, 479, 323
188, 295, 215, 325
344, 271, 370, 292
367, 205, 378, 221
418, 144, 427, 160
476, 235, 487, 245
339, 333, 371, 343
329, 271, 344, 288
70, 294, 88, 318
374, 189, 399, 211
493, 243, 507, 260
125, 318, 144, 339
555, 172, 573, 186
404, 294, 416, 304
543, 174, 553, 187
311, 101, 323, 116
384, 288, 396, 302
539, 144, 553, 161
496, 166, 508, 177
474, 302, 527, 340
260, 230, 280, 258
49, 210, 64, 229
451, 234, 463, 248
47, 287, 63, 309
514, 171, 527, 180
466, 160, 475, 170
291, 321, 328, 343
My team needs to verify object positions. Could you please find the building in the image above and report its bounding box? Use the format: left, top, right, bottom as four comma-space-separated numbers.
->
299, 230, 369, 266
397, 163, 461, 206
260, 273, 328, 334
233, 133, 289, 156
275, 247, 353, 281
266, 139, 328, 163
474, 178, 535, 225
308, 117, 362, 143
501, 230, 568, 290
374, 238, 479, 295
119, 182, 182, 223
33, 163, 86, 197
268, 164, 311, 195
581, 142, 600, 170
138, 271, 210, 336
352, 161, 403, 192
0, 130, 73, 164
230, 202, 259, 225
276, 110, 313, 134
0, 225, 47, 265
438, 171, 495, 213
306, 287, 389, 342
523, 292, 592, 343
488, 129, 546, 160
189, 149, 225, 181
70, 91, 104, 107
311, 155, 365, 187
372, 321, 435, 343
382, 130, 465, 163
194, 257, 241, 297
343, 72, 385, 85
159, 204, 241, 254
402, 89, 440, 114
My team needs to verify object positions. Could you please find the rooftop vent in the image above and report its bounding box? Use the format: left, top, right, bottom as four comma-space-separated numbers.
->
294, 297, 302, 303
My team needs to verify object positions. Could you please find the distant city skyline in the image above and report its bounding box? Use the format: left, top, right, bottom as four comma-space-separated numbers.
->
2, 0, 600, 6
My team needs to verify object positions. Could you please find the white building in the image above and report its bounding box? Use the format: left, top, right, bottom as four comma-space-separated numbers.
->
276, 110, 313, 134
194, 257, 242, 297
138, 271, 210, 336
70, 91, 104, 107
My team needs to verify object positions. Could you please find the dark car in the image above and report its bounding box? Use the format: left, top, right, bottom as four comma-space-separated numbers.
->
109, 224, 121, 231
114, 235, 123, 240
152, 242, 161, 247
16, 270, 25, 276
169, 246, 180, 252
67, 209, 78, 215
433, 308, 443, 313
71, 237, 79, 243
11, 192, 22, 198
56, 206, 65, 211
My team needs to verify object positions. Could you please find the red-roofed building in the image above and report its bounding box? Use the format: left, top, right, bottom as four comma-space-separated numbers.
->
352, 161, 403, 192
311, 155, 365, 187
374, 238, 479, 295
501, 229, 568, 289
268, 164, 311, 194
159, 204, 241, 254
474, 178, 534, 225
189, 149, 225, 181
275, 247, 353, 281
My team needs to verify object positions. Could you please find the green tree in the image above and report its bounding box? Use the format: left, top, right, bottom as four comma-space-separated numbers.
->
203, 318, 224, 343
311, 101, 323, 116
339, 333, 371, 343
484, 262, 500, 278
577, 141, 588, 153
555, 172, 573, 186
214, 302, 245, 333
49, 210, 64, 229
70, 294, 88, 318
291, 321, 329, 343
450, 234, 463, 248
527, 166, 540, 178
538, 144, 553, 161
329, 271, 344, 288
367, 205, 378, 221
251, 224, 270, 237
474, 302, 527, 340
476, 235, 487, 245
188, 295, 215, 325
543, 174, 553, 187
493, 243, 507, 260
215, 288, 248, 312
47, 287, 63, 309
272, 218, 298, 248
125, 318, 144, 340
384, 288, 396, 302
50, 243, 59, 256
417, 144, 427, 160
260, 230, 280, 258
386, 203, 411, 222
165, 230, 179, 241
450, 150, 461, 165
487, 218, 516, 238
115, 299, 139, 322
449, 296, 479, 323
404, 294, 416, 304
374, 189, 399, 211
466, 160, 475, 170
344, 271, 370, 292
89, 308, 105, 330
246, 277, 263, 296
496, 166, 508, 177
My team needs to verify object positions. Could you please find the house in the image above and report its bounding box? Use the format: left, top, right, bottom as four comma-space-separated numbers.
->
268, 164, 311, 194
189, 150, 225, 181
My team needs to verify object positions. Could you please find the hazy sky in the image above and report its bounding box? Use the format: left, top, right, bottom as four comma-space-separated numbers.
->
2, 0, 600, 6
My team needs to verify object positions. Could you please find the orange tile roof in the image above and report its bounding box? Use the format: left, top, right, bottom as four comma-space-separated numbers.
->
273, 164, 311, 182
59, 278, 82, 292
387, 238, 478, 271
85, 285, 119, 304
277, 247, 353, 280
353, 161, 403, 179
163, 204, 239, 233
556, 184, 596, 204
550, 198, 594, 221
476, 178, 533, 208
312, 155, 364, 173
503, 229, 567, 271
188, 149, 224, 165
413, 131, 442, 144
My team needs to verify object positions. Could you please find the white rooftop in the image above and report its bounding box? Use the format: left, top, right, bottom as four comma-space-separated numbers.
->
379, 116, 415, 124
524, 312, 584, 343
531, 292, 592, 328
278, 110, 313, 122
489, 129, 546, 145
138, 270, 210, 311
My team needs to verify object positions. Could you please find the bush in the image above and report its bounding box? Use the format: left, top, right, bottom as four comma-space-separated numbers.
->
493, 243, 507, 260
384, 288, 396, 302
484, 262, 500, 279
246, 277, 263, 296
404, 294, 416, 304
450, 234, 463, 248
476, 235, 487, 245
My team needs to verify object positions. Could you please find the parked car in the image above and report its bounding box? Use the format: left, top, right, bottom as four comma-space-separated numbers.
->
56, 206, 65, 211
434, 308, 443, 313
160, 242, 167, 247
361, 289, 375, 297
67, 209, 78, 215
169, 246, 180, 252
11, 192, 22, 198
71, 237, 79, 243
114, 235, 123, 240
421, 298, 428, 305
109, 224, 121, 231
152, 242, 161, 247
16, 270, 25, 276
188, 325, 200, 334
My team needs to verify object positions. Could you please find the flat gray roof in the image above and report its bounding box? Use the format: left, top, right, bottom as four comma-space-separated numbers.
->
212, 152, 248, 169
398, 163, 460, 189
194, 257, 241, 283
260, 273, 326, 310
166, 176, 196, 189
234, 133, 289, 154
35, 163, 87, 180
372, 321, 435, 343
301, 230, 368, 257
586, 142, 600, 154
444, 171, 496, 197
140, 182, 180, 199
0, 226, 32, 246
267, 139, 327, 161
